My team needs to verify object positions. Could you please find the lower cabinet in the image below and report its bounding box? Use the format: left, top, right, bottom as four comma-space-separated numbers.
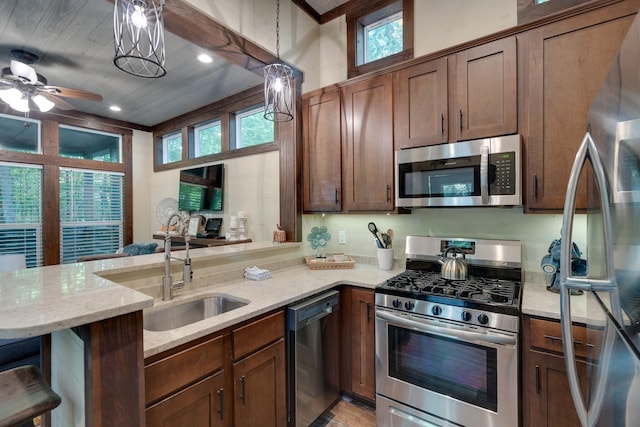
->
522, 315, 608, 427
145, 309, 286, 427
146, 371, 227, 427
233, 339, 286, 426
349, 287, 376, 401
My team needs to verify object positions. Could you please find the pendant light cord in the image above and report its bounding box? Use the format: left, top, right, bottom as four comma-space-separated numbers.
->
276, 0, 281, 60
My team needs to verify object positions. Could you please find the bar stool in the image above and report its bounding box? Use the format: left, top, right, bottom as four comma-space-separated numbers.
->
0, 365, 61, 427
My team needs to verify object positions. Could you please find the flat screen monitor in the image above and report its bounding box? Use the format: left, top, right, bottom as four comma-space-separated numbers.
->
178, 164, 224, 212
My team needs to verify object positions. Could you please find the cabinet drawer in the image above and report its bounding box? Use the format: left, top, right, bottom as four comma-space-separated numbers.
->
145, 334, 224, 405
529, 317, 602, 360
233, 310, 285, 360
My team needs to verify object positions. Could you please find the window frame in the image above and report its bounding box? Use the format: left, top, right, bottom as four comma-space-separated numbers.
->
58, 123, 123, 163
161, 131, 183, 164
347, 0, 414, 79
192, 119, 222, 158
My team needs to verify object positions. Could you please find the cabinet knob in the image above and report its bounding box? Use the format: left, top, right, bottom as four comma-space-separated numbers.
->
441, 112, 445, 135
386, 185, 391, 203
459, 109, 463, 131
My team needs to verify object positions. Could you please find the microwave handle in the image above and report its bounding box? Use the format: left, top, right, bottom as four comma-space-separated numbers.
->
480, 145, 489, 204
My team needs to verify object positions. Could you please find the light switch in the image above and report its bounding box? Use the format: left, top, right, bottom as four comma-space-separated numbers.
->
338, 230, 346, 244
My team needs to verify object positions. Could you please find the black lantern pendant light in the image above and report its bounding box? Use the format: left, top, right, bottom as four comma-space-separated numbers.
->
113, 0, 167, 78
264, 0, 293, 122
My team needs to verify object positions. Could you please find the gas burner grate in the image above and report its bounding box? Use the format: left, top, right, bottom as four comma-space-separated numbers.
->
381, 270, 519, 306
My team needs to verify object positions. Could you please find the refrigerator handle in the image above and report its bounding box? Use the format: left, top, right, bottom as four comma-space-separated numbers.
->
559, 132, 621, 427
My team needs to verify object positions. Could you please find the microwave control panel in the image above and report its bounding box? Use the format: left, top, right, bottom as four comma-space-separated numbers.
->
489, 151, 516, 195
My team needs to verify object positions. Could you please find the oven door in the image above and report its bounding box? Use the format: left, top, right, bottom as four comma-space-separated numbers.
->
375, 307, 519, 427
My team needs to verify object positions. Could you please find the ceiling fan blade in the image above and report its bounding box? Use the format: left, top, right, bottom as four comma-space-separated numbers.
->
42, 93, 75, 111
43, 85, 102, 102
10, 60, 38, 84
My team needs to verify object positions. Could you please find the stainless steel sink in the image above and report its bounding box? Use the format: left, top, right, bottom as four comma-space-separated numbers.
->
144, 295, 248, 331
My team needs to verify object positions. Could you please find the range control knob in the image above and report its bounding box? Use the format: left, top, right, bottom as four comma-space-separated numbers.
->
392, 299, 402, 308
404, 301, 415, 311
461, 311, 472, 322
477, 313, 489, 325
432, 305, 442, 316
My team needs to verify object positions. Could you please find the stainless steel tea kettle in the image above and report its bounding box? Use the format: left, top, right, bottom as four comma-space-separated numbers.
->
439, 246, 468, 280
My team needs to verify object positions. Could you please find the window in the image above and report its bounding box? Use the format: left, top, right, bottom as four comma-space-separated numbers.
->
0, 113, 41, 154
193, 120, 222, 157
162, 131, 183, 163
347, 0, 413, 78
59, 125, 121, 162
363, 10, 403, 64
59, 168, 124, 264
235, 106, 274, 149
0, 163, 43, 267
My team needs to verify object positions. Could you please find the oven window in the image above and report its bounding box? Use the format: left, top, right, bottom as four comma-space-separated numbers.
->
403, 167, 477, 198
388, 324, 498, 411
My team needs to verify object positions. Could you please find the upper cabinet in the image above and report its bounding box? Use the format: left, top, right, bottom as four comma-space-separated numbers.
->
394, 37, 517, 150
524, 3, 638, 211
394, 57, 449, 149
455, 37, 518, 141
342, 74, 395, 212
302, 89, 343, 212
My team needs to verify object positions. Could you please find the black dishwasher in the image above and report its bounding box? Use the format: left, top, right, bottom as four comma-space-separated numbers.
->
287, 290, 340, 427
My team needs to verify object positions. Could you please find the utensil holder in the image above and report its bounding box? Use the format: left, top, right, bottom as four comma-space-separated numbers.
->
377, 248, 393, 270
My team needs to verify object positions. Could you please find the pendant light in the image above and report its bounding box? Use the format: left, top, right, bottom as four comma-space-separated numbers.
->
264, 0, 293, 122
113, 0, 167, 78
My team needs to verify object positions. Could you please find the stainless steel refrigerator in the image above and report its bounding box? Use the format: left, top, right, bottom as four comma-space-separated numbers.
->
560, 8, 640, 427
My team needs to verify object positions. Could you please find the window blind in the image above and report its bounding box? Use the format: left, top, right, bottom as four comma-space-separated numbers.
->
0, 162, 43, 268
59, 168, 124, 264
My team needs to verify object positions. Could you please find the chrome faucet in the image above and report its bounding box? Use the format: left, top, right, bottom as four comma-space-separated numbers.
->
162, 213, 192, 300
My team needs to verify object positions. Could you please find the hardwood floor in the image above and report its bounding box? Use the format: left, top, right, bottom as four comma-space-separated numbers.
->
310, 395, 376, 427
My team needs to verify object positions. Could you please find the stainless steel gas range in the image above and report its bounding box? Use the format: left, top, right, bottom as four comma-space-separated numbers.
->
375, 236, 522, 427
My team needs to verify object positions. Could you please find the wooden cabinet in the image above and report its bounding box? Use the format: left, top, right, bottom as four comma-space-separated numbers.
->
302, 89, 343, 212
349, 288, 376, 401
394, 57, 449, 149
147, 371, 227, 427
145, 335, 231, 426
394, 37, 517, 150
525, 3, 637, 211
342, 74, 395, 211
233, 339, 286, 427
522, 316, 607, 427
145, 310, 286, 427
232, 310, 286, 427
454, 36, 518, 141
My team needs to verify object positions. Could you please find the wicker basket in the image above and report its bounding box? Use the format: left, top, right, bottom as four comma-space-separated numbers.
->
305, 256, 355, 270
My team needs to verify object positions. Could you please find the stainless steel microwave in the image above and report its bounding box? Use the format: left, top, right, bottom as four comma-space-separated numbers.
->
395, 135, 522, 208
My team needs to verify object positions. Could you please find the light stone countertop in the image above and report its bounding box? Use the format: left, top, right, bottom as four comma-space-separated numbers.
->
142, 262, 402, 358
0, 241, 303, 339
522, 276, 608, 324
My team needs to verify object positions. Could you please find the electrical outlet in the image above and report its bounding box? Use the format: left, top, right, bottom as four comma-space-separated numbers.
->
338, 230, 347, 245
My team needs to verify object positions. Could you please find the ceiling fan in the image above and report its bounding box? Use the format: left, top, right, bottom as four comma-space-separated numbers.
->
0, 49, 103, 113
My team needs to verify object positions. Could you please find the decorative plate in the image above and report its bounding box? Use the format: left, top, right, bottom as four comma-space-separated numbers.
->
156, 198, 179, 227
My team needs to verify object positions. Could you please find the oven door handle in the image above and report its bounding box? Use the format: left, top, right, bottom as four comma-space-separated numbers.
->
376, 309, 516, 346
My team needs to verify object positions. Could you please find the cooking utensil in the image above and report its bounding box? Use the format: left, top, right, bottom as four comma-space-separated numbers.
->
368, 222, 385, 248
438, 246, 468, 280
386, 229, 394, 248
381, 232, 392, 249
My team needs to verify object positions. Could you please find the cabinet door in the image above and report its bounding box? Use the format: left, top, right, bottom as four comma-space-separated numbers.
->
146, 370, 228, 427
350, 288, 375, 401
454, 36, 517, 141
525, 351, 588, 427
394, 57, 449, 149
233, 338, 286, 427
342, 74, 394, 211
526, 6, 636, 210
303, 89, 343, 212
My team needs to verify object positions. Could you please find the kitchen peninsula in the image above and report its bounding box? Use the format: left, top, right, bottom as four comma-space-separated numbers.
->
0, 242, 400, 426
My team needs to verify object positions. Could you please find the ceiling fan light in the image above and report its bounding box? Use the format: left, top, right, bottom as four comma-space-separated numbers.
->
33, 94, 55, 112
0, 87, 22, 104
11, 95, 30, 113
113, 0, 167, 78
10, 60, 38, 84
